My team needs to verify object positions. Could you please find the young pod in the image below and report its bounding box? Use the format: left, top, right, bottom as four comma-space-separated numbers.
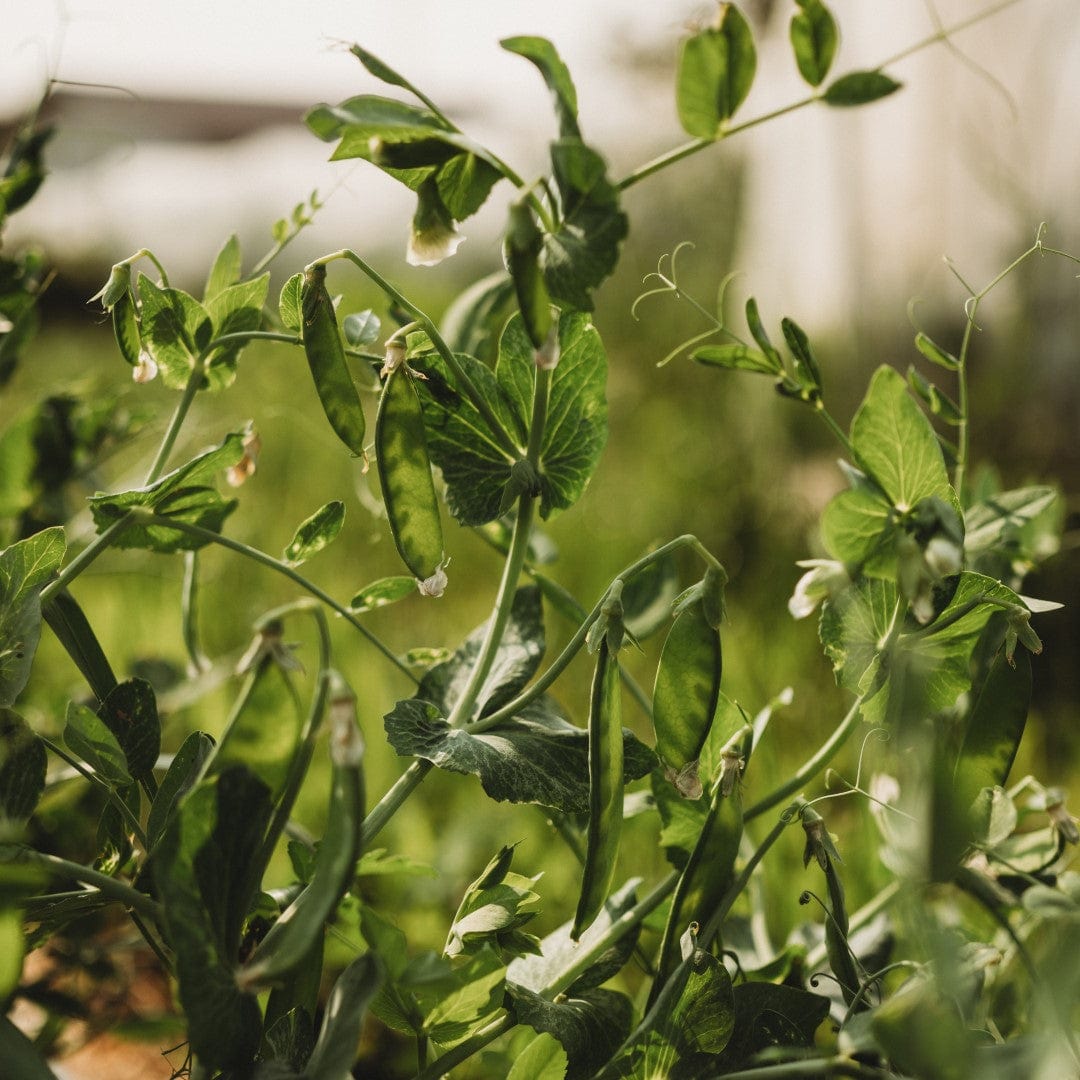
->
300, 265, 367, 456
375, 362, 445, 583
238, 682, 364, 990
572, 641, 623, 940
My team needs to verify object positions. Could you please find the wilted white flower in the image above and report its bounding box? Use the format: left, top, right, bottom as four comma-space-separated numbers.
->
381, 340, 407, 377
226, 430, 261, 487
418, 564, 448, 598
407, 189, 464, 267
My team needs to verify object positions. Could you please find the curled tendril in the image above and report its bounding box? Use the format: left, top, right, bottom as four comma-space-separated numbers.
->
804, 729, 916, 822
841, 960, 923, 1024
808, 971, 846, 992
631, 241, 696, 320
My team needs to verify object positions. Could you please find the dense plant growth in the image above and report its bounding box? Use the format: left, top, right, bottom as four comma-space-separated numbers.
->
2, 2, 1077, 1078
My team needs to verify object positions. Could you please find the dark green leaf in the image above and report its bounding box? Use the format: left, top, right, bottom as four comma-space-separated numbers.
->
780, 316, 822, 395
88, 428, 246, 552
502, 37, 581, 139
692, 343, 777, 375
0, 1015, 61, 1080
343, 310, 381, 346
508, 985, 632, 1080
419, 585, 545, 719
744, 298, 783, 373
349, 575, 417, 613
350, 44, 442, 107
284, 501, 346, 565
676, 5, 757, 137
146, 731, 214, 849
0, 709, 46, 821
41, 592, 117, 704
203, 234, 242, 301
384, 697, 654, 814
97, 678, 160, 783
136, 275, 213, 390
541, 139, 628, 312
713, 982, 831, 1071
823, 70, 902, 107
305, 954, 384, 1080
64, 701, 131, 786
790, 0, 838, 86
0, 526, 65, 707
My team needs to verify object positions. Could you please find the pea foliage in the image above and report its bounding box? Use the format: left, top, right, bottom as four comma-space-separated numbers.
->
2, 3, 1078, 1078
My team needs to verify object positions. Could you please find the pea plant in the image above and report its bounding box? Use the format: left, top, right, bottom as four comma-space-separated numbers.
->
2, 2, 1077, 1078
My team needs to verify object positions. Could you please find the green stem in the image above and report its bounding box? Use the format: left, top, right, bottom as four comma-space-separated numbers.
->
313, 250, 522, 461
361, 760, 431, 850
39, 737, 148, 850
744, 695, 866, 822
526, 365, 552, 468
144, 363, 205, 484
138, 515, 416, 682
40, 514, 135, 603
816, 402, 856, 459
414, 1013, 514, 1080
0, 846, 160, 921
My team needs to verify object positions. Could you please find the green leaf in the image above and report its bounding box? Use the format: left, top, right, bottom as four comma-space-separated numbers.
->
790, 0, 838, 86
851, 365, 955, 512
153, 767, 271, 1069
422, 946, 506, 1046
914, 331, 960, 371
964, 486, 1057, 556
908, 367, 961, 426
692, 343, 778, 375
507, 1031, 569, 1080
712, 982, 831, 1071
305, 954, 384, 1080
384, 697, 655, 814
349, 575, 417, 613
541, 139, 629, 312
419, 585, 545, 719
97, 678, 161, 783
136, 274, 213, 390
0, 1015, 61, 1080
64, 701, 131, 786
203, 234, 242, 301
284, 501, 346, 565
676, 5, 757, 137
40, 591, 117, 704
349, 44, 442, 108
508, 986, 630, 1080
0, 526, 65, 707
446, 860, 543, 960
279, 273, 304, 332
203, 272, 270, 389
781, 316, 822, 396
820, 483, 895, 573
88, 428, 246, 552
823, 70, 902, 107
146, 730, 214, 849
441, 271, 515, 360
0, 709, 46, 822
343, 310, 381, 346
502, 37, 581, 139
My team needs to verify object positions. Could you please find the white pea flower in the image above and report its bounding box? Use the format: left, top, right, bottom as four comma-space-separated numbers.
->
788, 559, 848, 619
132, 350, 158, 384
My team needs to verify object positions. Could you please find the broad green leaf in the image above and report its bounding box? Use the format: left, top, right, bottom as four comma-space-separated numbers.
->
712, 982, 831, 1071
384, 697, 655, 814
97, 678, 160, 783
203, 234, 242, 301
64, 701, 131, 786
823, 70, 902, 107
0, 526, 65, 707
307, 95, 456, 153
507, 1031, 569, 1080
305, 953, 384, 1080
89, 428, 246, 552
820, 484, 895, 572
40, 593, 118, 713
819, 576, 898, 697
502, 37, 581, 138
343, 309, 381, 346
146, 730, 214, 848
507, 986, 630, 1080
850, 366, 953, 511
676, 5, 757, 137
279, 273, 304, 332
954, 650, 1031, 813
790, 0, 838, 86
153, 767, 271, 1069
508, 879, 642, 995
964, 486, 1057, 556
284, 500, 345, 565
136, 274, 213, 390
418, 585, 545, 719
422, 946, 506, 1046
0, 709, 46, 821
692, 343, 778, 375
203, 272, 270, 389
349, 575, 417, 613
446, 865, 543, 960
541, 139, 628, 312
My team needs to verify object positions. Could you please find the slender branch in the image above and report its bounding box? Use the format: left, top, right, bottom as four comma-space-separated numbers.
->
40, 514, 135, 603
144, 363, 205, 484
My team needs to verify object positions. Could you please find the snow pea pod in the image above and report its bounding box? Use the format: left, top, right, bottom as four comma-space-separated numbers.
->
238, 677, 364, 990
375, 356, 444, 583
572, 640, 623, 940
301, 265, 366, 456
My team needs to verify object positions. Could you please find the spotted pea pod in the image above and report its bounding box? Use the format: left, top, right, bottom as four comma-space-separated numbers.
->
375, 361, 444, 584
301, 265, 367, 456
237, 676, 364, 991
572, 639, 624, 940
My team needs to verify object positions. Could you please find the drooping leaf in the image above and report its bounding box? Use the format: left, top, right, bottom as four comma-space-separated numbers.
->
305, 953, 384, 1080
97, 678, 160, 783
88, 428, 246, 552
146, 730, 214, 849
41, 590, 117, 703
676, 4, 757, 137
790, 0, 838, 86
284, 501, 346, 565
384, 697, 655, 814
502, 37, 581, 138
0, 526, 65, 707
0, 709, 46, 821
914, 331, 960, 371
823, 70, 902, 107
349, 575, 417, 613
541, 140, 628, 312
63, 701, 131, 787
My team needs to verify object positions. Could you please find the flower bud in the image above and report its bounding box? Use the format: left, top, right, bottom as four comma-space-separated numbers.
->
89, 262, 132, 311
